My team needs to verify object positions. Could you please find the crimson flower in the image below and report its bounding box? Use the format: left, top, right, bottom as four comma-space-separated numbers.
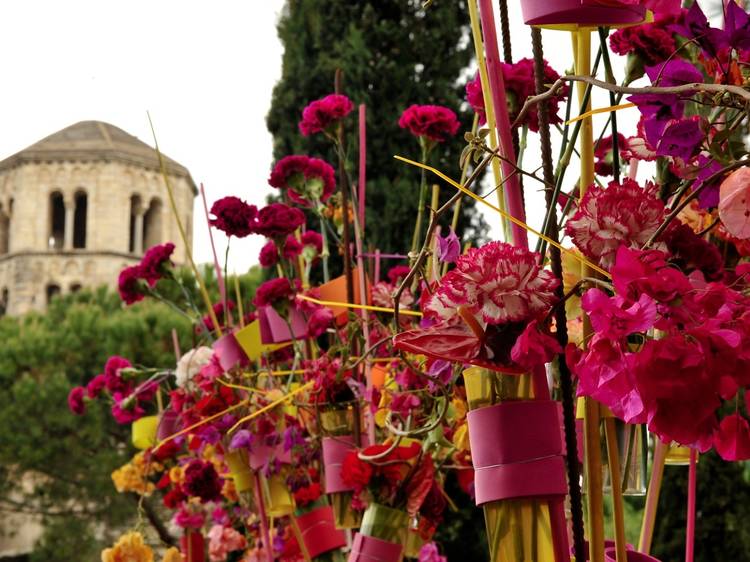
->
301, 230, 323, 255
594, 134, 628, 177
465, 73, 486, 125
610, 14, 679, 67
503, 58, 567, 132
209, 196, 257, 238
509, 320, 562, 372
254, 203, 306, 240
118, 265, 145, 305
140, 242, 175, 285
341, 451, 373, 492
299, 93, 353, 136
399, 104, 460, 143
713, 413, 750, 461
183, 459, 224, 503
268, 155, 336, 206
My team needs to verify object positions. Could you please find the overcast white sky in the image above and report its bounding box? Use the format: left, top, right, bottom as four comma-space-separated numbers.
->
0, 1, 654, 273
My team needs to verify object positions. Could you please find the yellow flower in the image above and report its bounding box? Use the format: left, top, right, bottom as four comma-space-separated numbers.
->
101, 531, 154, 562
450, 398, 467, 422
452, 423, 470, 452
162, 547, 184, 562
169, 466, 184, 484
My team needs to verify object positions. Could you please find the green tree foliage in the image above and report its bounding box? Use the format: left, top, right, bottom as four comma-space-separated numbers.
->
0, 268, 261, 561
267, 0, 488, 254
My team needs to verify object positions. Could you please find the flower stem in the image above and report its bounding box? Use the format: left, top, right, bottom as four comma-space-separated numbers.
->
318, 211, 331, 283
410, 142, 430, 265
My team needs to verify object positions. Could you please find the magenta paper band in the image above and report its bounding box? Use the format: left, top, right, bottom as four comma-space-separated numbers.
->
296, 505, 347, 558
157, 409, 182, 441
605, 547, 661, 562
212, 331, 249, 371
520, 0, 645, 26
348, 532, 404, 562
248, 443, 292, 471
322, 436, 357, 494
180, 531, 205, 562
258, 305, 308, 344
467, 400, 567, 505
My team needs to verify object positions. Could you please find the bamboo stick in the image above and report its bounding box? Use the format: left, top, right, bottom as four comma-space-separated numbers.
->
639, 440, 667, 553
604, 417, 627, 562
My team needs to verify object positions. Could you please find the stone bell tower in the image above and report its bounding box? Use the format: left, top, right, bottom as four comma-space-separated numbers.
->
0, 120, 195, 315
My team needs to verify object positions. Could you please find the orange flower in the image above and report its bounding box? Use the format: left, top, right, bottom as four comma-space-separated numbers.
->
101, 532, 153, 562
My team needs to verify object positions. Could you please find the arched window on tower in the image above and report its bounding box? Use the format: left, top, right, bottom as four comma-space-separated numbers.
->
143, 198, 163, 250
49, 192, 65, 250
0, 202, 10, 255
70, 282, 82, 293
129, 195, 143, 254
0, 287, 8, 316
73, 191, 87, 249
46, 283, 61, 305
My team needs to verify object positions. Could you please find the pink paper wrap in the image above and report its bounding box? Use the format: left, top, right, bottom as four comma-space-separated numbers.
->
296, 505, 347, 558
322, 436, 357, 494
257, 305, 308, 344
212, 331, 249, 371
249, 443, 292, 471
347, 532, 404, 562
520, 0, 646, 26
467, 400, 567, 505
157, 408, 182, 441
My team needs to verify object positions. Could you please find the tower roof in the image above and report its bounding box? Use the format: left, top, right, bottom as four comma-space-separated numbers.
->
0, 120, 195, 191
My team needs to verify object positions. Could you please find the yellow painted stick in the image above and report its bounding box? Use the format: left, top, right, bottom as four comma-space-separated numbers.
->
605, 418, 628, 562
575, 29, 606, 562
227, 381, 314, 434
296, 294, 423, 317
565, 102, 636, 125
639, 439, 668, 553
468, 0, 510, 240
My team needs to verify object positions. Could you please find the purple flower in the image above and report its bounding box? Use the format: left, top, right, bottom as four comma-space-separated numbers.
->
229, 429, 253, 450
693, 154, 725, 208
426, 360, 453, 392
437, 227, 460, 263
671, 2, 727, 57
282, 426, 305, 452
390, 392, 421, 418
724, 1, 750, 51
197, 425, 221, 445
655, 118, 704, 161
645, 59, 703, 88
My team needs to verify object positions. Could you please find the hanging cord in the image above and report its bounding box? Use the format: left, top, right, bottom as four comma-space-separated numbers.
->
531, 26, 586, 562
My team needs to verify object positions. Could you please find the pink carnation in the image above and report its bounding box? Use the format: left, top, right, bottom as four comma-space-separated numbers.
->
398, 104, 460, 143
209, 196, 257, 238
254, 203, 306, 240
610, 14, 680, 67
268, 155, 336, 206
208, 525, 247, 562
282, 235, 302, 260
86, 374, 107, 398
259, 240, 279, 267
299, 93, 353, 136
502, 58, 567, 132
425, 241, 559, 325
307, 306, 334, 338
565, 179, 667, 269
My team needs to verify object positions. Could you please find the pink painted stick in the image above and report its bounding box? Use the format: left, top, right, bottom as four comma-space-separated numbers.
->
200, 184, 227, 318
171, 328, 181, 362
374, 249, 381, 284
477, 0, 528, 249
686, 449, 697, 562
359, 104, 367, 235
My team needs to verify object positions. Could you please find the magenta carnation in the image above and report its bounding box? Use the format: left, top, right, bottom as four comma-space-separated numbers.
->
140, 242, 175, 285
465, 73, 486, 125
253, 278, 296, 308
282, 235, 302, 260
299, 94, 354, 136
67, 386, 86, 415
300, 230, 323, 254
118, 265, 145, 305
398, 104, 460, 143
424, 241, 559, 325
268, 155, 336, 206
502, 58, 567, 132
209, 196, 257, 238
610, 14, 680, 67
254, 203, 306, 240
259, 240, 279, 268
565, 179, 667, 269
